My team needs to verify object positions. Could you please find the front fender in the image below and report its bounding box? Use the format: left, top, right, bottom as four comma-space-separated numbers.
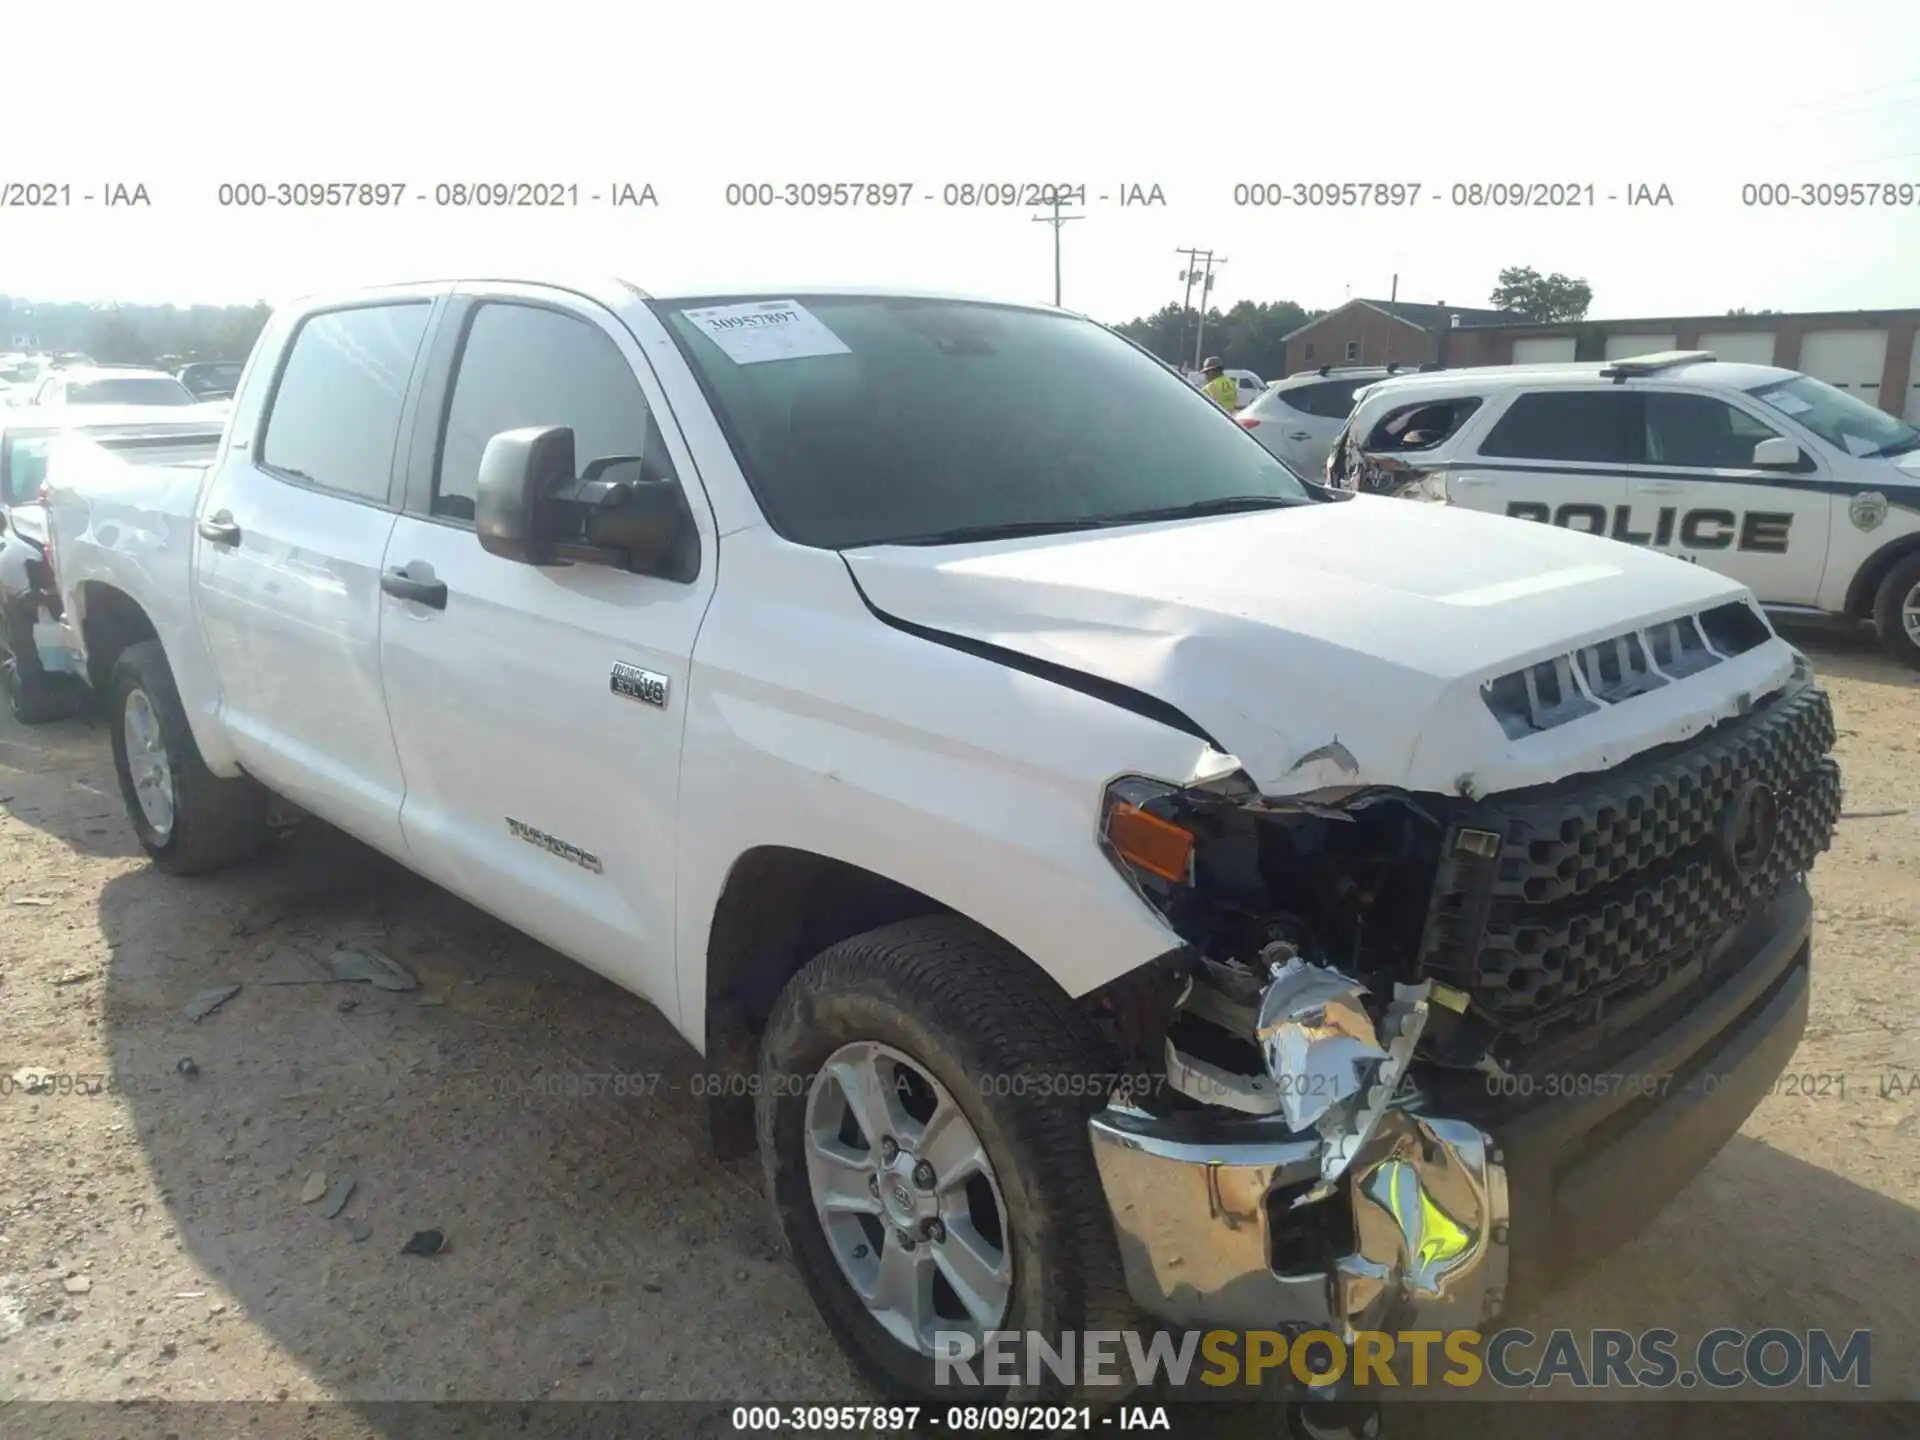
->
673, 531, 1214, 1045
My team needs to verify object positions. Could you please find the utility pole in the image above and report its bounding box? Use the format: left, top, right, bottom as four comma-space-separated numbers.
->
1175, 247, 1225, 371
1031, 193, 1084, 307
1192, 252, 1225, 369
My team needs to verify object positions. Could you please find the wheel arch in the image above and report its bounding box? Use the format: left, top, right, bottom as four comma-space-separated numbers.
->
1844, 531, 1920, 619
699, 846, 1074, 1159
71, 579, 241, 773
74, 580, 159, 693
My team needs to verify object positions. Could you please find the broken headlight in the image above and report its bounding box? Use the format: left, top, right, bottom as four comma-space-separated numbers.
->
1098, 777, 1199, 903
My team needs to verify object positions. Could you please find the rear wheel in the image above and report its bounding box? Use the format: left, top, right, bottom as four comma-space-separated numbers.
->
1871, 552, 1920, 670
107, 639, 267, 874
757, 914, 1134, 1405
3, 607, 83, 724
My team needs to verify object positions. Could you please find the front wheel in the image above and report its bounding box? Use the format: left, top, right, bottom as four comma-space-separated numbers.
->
756, 914, 1135, 1406
107, 639, 267, 874
1871, 552, 1920, 670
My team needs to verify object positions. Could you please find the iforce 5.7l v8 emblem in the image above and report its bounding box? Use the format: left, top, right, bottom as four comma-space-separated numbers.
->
610, 662, 669, 708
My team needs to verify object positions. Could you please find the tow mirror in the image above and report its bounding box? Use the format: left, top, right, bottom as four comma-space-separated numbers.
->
476, 426, 575, 565
475, 424, 695, 578
1751, 436, 1804, 468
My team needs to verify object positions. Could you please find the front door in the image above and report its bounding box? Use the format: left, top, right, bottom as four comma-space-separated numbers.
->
374, 287, 717, 1019
1625, 387, 1832, 605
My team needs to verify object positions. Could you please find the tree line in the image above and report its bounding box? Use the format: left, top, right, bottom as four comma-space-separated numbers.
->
1111, 266, 1599, 379
0, 296, 273, 364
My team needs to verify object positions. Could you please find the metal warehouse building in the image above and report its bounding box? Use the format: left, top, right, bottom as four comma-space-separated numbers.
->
1282, 301, 1920, 420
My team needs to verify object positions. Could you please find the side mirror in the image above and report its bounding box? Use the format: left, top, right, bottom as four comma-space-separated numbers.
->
1751, 436, 1803, 468
476, 426, 575, 564
475, 424, 695, 578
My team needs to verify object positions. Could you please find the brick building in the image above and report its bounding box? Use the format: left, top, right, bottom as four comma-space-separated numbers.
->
1281, 299, 1920, 419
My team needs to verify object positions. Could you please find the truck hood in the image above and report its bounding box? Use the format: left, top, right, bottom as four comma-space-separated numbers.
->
843, 496, 1798, 798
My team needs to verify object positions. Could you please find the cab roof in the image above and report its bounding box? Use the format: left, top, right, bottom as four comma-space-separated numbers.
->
288, 275, 1073, 317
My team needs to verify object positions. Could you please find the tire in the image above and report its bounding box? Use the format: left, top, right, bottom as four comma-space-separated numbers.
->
106, 639, 267, 875
757, 914, 1135, 1406
3, 603, 83, 725
1871, 552, 1920, 670
4, 653, 82, 725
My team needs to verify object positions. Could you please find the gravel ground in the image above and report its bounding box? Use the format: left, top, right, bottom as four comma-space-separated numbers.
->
1, 628, 1914, 1437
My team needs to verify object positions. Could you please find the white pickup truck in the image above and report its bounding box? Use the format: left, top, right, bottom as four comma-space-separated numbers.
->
41, 277, 1841, 1419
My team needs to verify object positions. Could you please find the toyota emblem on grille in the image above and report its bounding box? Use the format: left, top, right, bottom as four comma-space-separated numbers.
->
1719, 780, 1780, 881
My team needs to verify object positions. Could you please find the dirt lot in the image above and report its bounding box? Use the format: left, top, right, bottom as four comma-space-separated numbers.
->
1, 629, 1915, 1435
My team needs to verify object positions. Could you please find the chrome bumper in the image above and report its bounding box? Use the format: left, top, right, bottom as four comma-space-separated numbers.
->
1088, 1100, 1509, 1337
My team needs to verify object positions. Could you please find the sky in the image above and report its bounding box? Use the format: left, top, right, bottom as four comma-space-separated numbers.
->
3, 0, 1919, 323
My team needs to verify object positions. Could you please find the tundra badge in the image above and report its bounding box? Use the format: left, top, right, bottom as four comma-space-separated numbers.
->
611, 662, 669, 708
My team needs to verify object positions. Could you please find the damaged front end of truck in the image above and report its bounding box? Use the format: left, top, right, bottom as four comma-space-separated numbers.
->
1076, 655, 1842, 1348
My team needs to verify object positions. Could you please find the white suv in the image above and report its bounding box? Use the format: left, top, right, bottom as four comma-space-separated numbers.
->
1240, 363, 1432, 476
1329, 351, 1920, 667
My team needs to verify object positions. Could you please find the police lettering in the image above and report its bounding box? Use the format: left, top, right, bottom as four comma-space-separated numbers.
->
1506, 502, 1792, 554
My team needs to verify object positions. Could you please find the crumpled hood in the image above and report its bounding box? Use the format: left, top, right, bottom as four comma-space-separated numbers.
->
845, 496, 1799, 797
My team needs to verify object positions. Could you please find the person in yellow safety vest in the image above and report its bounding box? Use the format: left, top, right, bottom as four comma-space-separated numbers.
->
1199, 356, 1238, 410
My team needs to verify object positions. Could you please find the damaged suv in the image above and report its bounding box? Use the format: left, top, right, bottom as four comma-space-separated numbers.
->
42, 279, 1840, 1416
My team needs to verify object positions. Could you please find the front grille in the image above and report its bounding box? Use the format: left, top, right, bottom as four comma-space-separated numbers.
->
1417, 681, 1840, 1038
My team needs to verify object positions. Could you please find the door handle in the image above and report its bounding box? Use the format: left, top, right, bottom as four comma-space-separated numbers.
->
197, 513, 241, 546
1637, 480, 1681, 495
1451, 475, 1494, 488
381, 567, 448, 610
1288, 431, 1312, 441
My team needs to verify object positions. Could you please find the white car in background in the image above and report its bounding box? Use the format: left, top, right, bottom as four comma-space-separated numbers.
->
1236, 363, 1429, 476
28, 366, 204, 410
1329, 350, 1920, 667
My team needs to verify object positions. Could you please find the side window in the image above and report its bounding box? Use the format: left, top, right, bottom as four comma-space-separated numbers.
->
432, 302, 675, 524
1478, 390, 1638, 463
1643, 391, 1797, 470
260, 303, 432, 502
1362, 397, 1484, 452
1287, 380, 1362, 420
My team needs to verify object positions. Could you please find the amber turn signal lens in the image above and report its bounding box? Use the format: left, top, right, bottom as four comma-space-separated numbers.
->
1106, 801, 1195, 884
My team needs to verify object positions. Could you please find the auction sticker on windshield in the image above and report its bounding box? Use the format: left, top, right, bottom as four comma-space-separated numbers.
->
680, 299, 851, 365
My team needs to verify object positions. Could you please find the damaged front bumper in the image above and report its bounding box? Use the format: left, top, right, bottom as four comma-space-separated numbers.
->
1086, 880, 1814, 1338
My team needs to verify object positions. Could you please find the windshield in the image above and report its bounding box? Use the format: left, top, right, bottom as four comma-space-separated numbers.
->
66, 377, 197, 406
1747, 374, 1920, 459
654, 295, 1310, 548
179, 364, 242, 396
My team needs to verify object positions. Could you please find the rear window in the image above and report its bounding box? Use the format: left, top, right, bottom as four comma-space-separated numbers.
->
1264, 379, 1363, 420
655, 295, 1309, 548
1478, 390, 1637, 463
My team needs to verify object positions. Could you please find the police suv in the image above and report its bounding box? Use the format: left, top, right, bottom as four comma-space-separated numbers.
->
1327, 351, 1920, 667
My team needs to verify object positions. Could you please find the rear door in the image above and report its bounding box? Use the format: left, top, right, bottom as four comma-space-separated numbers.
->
1625, 386, 1831, 604
1455, 388, 1633, 536
1245, 379, 1360, 473
375, 285, 718, 1016
191, 294, 440, 856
